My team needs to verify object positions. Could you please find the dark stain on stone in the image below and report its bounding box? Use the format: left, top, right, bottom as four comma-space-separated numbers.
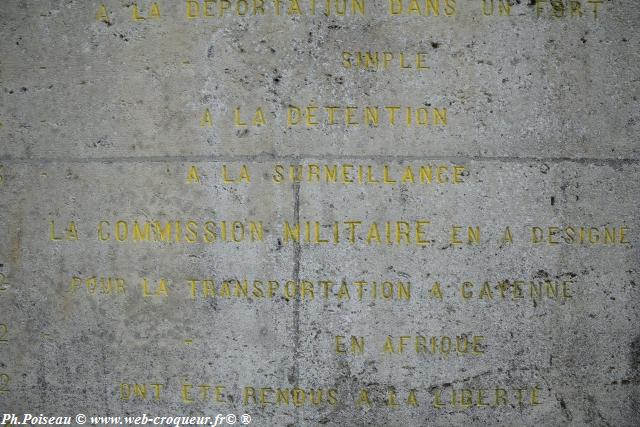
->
556, 394, 573, 421
114, 33, 129, 42
630, 335, 640, 375
539, 163, 550, 174
533, 270, 549, 279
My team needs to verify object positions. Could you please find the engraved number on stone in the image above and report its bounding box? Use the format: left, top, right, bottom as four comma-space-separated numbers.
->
0, 374, 10, 394
0, 324, 7, 342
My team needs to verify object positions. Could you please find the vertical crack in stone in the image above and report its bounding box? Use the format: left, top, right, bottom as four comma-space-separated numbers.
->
292, 181, 301, 424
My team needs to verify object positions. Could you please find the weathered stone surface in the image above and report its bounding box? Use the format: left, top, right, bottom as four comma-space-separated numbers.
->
0, 1, 638, 426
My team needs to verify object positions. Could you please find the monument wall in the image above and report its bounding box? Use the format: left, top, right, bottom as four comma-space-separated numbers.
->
0, 1, 639, 426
